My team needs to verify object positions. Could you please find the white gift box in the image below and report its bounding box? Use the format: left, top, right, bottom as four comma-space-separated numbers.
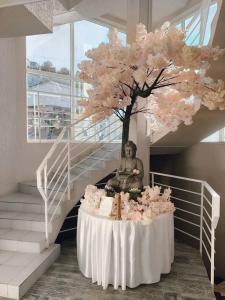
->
99, 196, 114, 217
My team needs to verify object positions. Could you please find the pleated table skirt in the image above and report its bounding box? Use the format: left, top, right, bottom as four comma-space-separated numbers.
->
77, 207, 174, 290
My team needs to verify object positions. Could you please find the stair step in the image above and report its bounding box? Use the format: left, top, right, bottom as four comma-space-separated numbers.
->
19, 180, 39, 196
0, 229, 46, 253
76, 162, 101, 171
102, 143, 121, 150
89, 155, 110, 161
0, 244, 60, 299
19, 181, 65, 198
0, 193, 45, 214
94, 148, 120, 159
0, 211, 54, 233
70, 162, 91, 175
81, 156, 108, 170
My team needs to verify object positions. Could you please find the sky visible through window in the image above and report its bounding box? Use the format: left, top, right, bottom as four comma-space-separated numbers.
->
27, 21, 126, 75
27, 24, 70, 71
177, 2, 217, 46
26, 21, 126, 141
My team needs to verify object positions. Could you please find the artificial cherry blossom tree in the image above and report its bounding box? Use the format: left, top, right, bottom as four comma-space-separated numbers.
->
77, 22, 225, 151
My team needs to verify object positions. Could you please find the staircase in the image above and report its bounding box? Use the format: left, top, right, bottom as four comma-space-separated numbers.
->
0, 117, 121, 299
0, 1, 223, 299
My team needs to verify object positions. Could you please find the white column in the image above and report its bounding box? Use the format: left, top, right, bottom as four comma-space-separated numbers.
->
127, 0, 152, 185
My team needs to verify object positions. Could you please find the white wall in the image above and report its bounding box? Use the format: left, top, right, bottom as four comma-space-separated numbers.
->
0, 37, 51, 195
152, 143, 225, 280
0, 38, 18, 195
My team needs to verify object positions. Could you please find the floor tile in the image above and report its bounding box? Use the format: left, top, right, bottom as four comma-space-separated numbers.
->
22, 239, 215, 300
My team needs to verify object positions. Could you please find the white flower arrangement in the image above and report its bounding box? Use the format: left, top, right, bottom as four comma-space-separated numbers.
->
81, 185, 175, 221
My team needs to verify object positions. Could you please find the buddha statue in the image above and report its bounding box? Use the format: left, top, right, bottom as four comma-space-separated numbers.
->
107, 141, 144, 192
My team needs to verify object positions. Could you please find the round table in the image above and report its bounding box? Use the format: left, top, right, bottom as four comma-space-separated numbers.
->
77, 206, 174, 290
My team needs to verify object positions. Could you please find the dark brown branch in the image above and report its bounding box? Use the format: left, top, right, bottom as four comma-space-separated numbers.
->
113, 109, 124, 121
142, 82, 150, 91
153, 82, 178, 89
119, 81, 134, 92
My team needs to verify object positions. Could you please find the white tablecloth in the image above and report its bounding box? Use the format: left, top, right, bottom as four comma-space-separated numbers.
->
77, 207, 174, 290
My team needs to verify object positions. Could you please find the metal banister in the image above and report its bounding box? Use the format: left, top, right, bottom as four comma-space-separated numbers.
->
150, 171, 220, 285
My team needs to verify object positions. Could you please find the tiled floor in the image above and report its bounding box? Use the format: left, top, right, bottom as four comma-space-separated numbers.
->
12, 239, 215, 300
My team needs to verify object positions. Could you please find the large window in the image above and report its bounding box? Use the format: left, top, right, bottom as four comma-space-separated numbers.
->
175, 1, 217, 46
26, 21, 126, 142
201, 129, 224, 143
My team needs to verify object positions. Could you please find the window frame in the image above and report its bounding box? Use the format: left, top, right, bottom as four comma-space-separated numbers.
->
26, 20, 125, 143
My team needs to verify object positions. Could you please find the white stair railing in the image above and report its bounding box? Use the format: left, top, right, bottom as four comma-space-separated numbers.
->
36, 116, 122, 245
150, 171, 220, 284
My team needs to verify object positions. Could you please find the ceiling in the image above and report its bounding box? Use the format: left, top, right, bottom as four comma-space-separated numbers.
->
0, 0, 203, 37
54, 0, 202, 30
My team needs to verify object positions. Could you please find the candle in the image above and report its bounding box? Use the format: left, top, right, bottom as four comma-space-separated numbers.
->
116, 193, 122, 220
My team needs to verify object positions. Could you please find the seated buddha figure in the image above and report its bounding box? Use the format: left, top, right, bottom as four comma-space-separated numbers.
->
107, 141, 144, 191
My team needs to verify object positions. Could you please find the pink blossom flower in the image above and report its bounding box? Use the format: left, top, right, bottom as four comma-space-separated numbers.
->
133, 169, 140, 175
77, 22, 225, 131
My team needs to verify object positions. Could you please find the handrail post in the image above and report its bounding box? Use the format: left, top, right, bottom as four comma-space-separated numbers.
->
200, 182, 204, 254
211, 222, 215, 284
44, 164, 48, 201
67, 128, 71, 201
44, 165, 49, 246
45, 198, 49, 247
151, 173, 154, 187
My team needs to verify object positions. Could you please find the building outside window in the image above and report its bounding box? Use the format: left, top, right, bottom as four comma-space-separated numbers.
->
26, 21, 126, 142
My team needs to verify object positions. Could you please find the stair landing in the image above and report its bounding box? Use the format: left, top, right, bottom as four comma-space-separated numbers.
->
0, 244, 60, 299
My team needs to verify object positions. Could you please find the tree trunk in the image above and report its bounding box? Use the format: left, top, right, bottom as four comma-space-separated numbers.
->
121, 106, 132, 157
122, 115, 130, 143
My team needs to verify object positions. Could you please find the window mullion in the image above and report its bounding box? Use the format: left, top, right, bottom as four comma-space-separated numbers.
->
70, 22, 75, 131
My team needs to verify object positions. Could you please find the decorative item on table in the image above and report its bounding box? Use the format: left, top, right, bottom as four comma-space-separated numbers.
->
106, 141, 144, 192
99, 196, 114, 217
81, 185, 105, 213
104, 184, 116, 197
127, 187, 142, 201
115, 193, 122, 220
81, 184, 175, 222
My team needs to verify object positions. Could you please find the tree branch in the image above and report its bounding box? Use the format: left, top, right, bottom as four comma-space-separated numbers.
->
113, 109, 124, 121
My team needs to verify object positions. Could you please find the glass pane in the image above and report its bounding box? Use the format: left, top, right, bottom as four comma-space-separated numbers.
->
28, 125, 40, 140
26, 20, 125, 142
26, 24, 70, 74
185, 15, 200, 45
202, 131, 220, 142
176, 23, 182, 30
27, 90, 71, 140
117, 31, 126, 45
185, 16, 193, 28
203, 3, 218, 45
27, 73, 70, 95
74, 20, 109, 75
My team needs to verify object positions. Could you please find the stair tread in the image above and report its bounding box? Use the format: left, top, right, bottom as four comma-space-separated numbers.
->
20, 180, 66, 193
76, 163, 100, 170
19, 180, 37, 187
0, 192, 43, 205
0, 244, 59, 289
0, 229, 45, 243
0, 210, 45, 222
